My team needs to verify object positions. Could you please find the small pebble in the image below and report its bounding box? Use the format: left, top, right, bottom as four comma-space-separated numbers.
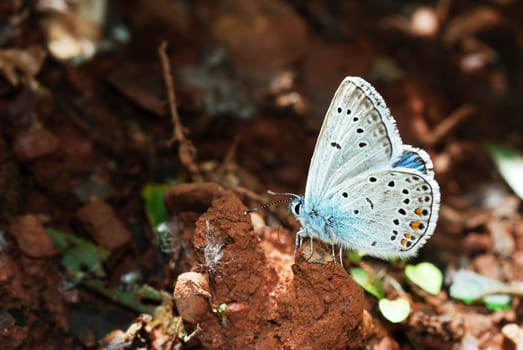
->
77, 197, 132, 251
173, 272, 211, 323
8, 214, 58, 257
13, 128, 60, 161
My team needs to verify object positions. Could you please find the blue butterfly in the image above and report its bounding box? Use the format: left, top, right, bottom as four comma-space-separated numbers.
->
289, 77, 440, 260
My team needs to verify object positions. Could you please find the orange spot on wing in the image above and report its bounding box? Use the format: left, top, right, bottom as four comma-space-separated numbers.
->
415, 207, 423, 216
404, 233, 411, 239
401, 239, 408, 247
410, 221, 420, 230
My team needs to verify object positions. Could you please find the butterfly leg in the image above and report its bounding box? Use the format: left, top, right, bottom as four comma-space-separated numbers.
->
294, 229, 315, 260
330, 244, 337, 265
338, 246, 344, 266
294, 228, 306, 257
326, 227, 338, 264
308, 236, 314, 259
294, 231, 300, 256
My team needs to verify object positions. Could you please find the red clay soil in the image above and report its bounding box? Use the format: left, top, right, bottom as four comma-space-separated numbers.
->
166, 182, 365, 349
3, 1, 523, 348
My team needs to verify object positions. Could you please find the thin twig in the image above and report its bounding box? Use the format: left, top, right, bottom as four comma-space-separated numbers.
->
424, 104, 475, 146
158, 41, 202, 181
159, 41, 183, 146
476, 287, 523, 299
435, 0, 452, 23
218, 134, 241, 176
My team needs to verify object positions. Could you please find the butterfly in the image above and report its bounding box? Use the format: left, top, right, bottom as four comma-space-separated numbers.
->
289, 76, 440, 260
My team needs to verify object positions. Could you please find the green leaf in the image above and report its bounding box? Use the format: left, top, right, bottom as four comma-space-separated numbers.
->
485, 143, 523, 200
62, 245, 108, 278
484, 298, 512, 311
83, 279, 155, 315
142, 183, 179, 252
405, 262, 443, 295
142, 184, 170, 228
350, 267, 385, 299
46, 227, 69, 250
213, 303, 227, 315
449, 270, 511, 310
379, 298, 411, 323
46, 228, 109, 281
217, 303, 227, 313
346, 251, 362, 264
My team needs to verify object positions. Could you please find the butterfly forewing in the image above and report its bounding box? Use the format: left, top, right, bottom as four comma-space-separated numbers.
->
304, 77, 403, 205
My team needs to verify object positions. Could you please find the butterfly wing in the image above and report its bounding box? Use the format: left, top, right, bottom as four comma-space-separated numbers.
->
304, 77, 403, 206
297, 76, 440, 258
326, 169, 440, 259
393, 145, 435, 177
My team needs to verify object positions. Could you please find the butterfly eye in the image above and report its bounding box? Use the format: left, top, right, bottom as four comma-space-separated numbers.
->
289, 197, 304, 217
294, 202, 301, 215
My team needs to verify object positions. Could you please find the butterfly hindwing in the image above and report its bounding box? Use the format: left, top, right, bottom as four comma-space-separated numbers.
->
393, 145, 435, 177
324, 169, 440, 259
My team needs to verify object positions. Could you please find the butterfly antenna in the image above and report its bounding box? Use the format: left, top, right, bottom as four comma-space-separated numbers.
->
243, 198, 290, 214
267, 190, 300, 198
243, 191, 299, 214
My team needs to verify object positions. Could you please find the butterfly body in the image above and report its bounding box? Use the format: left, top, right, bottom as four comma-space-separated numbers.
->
290, 77, 440, 259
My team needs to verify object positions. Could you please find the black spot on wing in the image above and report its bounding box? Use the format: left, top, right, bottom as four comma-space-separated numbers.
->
330, 142, 341, 149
